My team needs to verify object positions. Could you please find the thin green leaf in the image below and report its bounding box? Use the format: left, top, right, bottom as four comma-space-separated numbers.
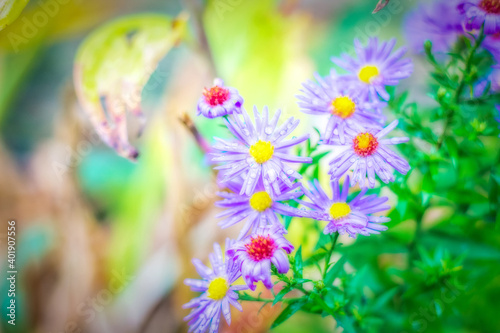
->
324, 257, 346, 286
272, 285, 292, 306
445, 137, 459, 168
294, 246, 303, 279
271, 299, 307, 328
304, 252, 328, 266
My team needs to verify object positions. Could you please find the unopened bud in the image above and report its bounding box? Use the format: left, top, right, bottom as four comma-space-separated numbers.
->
315, 280, 325, 290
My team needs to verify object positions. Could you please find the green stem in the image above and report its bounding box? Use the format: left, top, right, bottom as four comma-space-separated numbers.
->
436, 25, 485, 149
322, 232, 340, 280
294, 284, 310, 296
461, 92, 500, 105
237, 293, 303, 304
408, 209, 426, 265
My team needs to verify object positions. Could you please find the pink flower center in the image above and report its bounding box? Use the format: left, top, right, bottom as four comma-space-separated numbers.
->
353, 132, 379, 157
491, 32, 500, 40
245, 235, 276, 261
480, 0, 500, 14
203, 86, 230, 106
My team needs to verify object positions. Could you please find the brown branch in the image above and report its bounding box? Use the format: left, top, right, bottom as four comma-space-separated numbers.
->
179, 112, 211, 154
373, 0, 390, 13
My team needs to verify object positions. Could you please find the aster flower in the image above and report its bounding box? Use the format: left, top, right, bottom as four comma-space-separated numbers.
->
297, 176, 390, 238
183, 239, 247, 333
331, 38, 414, 101
296, 71, 386, 145
403, 0, 464, 54
459, 0, 500, 34
328, 120, 410, 188
490, 68, 500, 90
227, 224, 294, 291
216, 180, 308, 239
211, 107, 312, 196
473, 67, 500, 96
483, 32, 500, 62
197, 78, 244, 118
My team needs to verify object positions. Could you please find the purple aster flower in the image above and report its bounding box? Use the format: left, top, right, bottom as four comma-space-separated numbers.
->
404, 0, 464, 54
490, 68, 500, 90
216, 180, 305, 239
296, 71, 386, 145
197, 78, 244, 118
473, 67, 500, 96
227, 224, 294, 291
459, 0, 500, 34
211, 107, 312, 196
297, 176, 390, 238
483, 32, 500, 62
331, 38, 414, 101
183, 239, 248, 333
328, 120, 410, 188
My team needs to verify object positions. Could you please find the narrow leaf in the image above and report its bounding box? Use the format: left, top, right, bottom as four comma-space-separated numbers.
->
273, 285, 292, 306
294, 246, 303, 279
324, 257, 346, 286
271, 299, 307, 328
444, 137, 459, 168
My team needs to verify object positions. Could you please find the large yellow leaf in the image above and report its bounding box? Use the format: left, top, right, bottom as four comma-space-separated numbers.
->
0, 0, 29, 31
73, 13, 187, 160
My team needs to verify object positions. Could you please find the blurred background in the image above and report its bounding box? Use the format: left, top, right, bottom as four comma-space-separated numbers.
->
0, 0, 499, 332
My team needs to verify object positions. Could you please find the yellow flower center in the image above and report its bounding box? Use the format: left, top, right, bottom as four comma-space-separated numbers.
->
249, 191, 273, 212
358, 65, 380, 84
331, 96, 356, 118
249, 140, 274, 164
357, 133, 371, 149
329, 202, 351, 220
207, 277, 229, 300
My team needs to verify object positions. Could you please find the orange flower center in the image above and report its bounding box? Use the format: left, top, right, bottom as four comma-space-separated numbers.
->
480, 0, 500, 14
245, 235, 276, 261
353, 132, 379, 156
203, 86, 230, 106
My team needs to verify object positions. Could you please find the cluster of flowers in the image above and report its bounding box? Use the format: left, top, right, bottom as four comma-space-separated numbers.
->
184, 36, 414, 332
